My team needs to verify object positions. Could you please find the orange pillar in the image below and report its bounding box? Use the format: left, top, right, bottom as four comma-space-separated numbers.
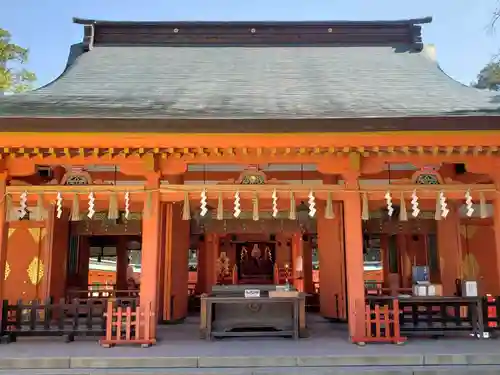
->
0, 173, 7, 311
318, 203, 345, 319
139, 176, 161, 332
343, 191, 366, 341
492, 193, 500, 295
170, 203, 190, 320
162, 202, 173, 321
46, 206, 69, 301
438, 204, 463, 296
291, 232, 304, 292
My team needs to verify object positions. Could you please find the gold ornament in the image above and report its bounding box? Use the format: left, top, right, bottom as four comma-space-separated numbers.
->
4, 262, 10, 280
27, 257, 44, 285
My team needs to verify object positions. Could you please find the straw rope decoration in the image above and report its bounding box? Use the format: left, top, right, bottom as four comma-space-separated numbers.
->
182, 192, 190, 221
399, 192, 408, 222
288, 192, 296, 220
361, 192, 369, 221
216, 192, 224, 220
324, 191, 335, 219
252, 192, 259, 221
107, 192, 119, 220
0, 186, 497, 222
70, 193, 80, 221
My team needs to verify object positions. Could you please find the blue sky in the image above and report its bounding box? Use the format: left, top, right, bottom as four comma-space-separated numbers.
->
1, 0, 499, 88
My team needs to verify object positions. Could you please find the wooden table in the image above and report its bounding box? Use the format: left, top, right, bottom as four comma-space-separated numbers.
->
201, 295, 300, 340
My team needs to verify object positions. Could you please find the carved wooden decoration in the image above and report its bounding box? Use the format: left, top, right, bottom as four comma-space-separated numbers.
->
393, 168, 445, 185
219, 166, 284, 185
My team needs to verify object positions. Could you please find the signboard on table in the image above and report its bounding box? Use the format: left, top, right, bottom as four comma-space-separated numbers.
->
244, 289, 260, 298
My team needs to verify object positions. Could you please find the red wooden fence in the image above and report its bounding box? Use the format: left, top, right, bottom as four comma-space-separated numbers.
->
352, 299, 406, 345
100, 301, 156, 348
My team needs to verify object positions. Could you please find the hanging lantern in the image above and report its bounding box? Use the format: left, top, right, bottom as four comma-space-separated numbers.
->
308, 190, 316, 218
439, 190, 449, 218
233, 190, 241, 218
465, 190, 474, 217
384, 191, 394, 217
124, 191, 130, 220
56, 192, 63, 219
87, 192, 95, 219
411, 189, 420, 218
18, 191, 28, 219
296, 200, 309, 227
271, 189, 278, 218
200, 189, 208, 217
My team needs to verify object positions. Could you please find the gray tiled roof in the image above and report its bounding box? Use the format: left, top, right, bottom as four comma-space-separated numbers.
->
0, 44, 498, 119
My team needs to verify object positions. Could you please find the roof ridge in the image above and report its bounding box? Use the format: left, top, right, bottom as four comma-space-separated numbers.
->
76, 17, 430, 50
73, 17, 433, 26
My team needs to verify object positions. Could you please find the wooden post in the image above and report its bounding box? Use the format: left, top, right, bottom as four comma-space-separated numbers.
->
116, 236, 129, 291
343, 191, 366, 342
139, 175, 161, 337
318, 202, 345, 319
162, 202, 173, 321
0, 173, 7, 316
438, 203, 462, 295
492, 191, 500, 294
302, 237, 313, 293
170, 203, 190, 320
196, 237, 207, 294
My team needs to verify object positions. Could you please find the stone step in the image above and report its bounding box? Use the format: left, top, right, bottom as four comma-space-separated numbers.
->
2, 365, 500, 375
2, 355, 500, 374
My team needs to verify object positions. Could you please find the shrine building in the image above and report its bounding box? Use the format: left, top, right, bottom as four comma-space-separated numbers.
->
0, 16, 500, 341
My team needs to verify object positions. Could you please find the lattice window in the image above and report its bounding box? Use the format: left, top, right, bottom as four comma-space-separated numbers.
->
415, 173, 440, 185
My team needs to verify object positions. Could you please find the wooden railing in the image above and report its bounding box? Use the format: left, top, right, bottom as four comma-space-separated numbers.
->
367, 296, 487, 339
352, 298, 406, 345
100, 301, 156, 348
1, 298, 107, 342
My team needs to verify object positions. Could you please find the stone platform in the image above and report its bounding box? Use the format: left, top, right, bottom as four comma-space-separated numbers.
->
1, 316, 500, 374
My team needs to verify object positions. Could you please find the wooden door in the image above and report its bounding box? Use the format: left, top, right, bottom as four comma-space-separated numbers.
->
3, 224, 47, 302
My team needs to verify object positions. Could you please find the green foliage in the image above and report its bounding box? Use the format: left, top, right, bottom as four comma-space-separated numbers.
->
0, 27, 36, 93
472, 62, 500, 91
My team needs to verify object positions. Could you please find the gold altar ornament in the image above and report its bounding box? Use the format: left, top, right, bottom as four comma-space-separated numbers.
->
27, 256, 45, 285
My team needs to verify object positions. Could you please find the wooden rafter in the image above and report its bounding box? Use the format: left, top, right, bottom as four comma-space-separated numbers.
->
3, 145, 500, 159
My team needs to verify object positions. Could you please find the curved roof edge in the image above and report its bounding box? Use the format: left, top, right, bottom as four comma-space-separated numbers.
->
72, 16, 433, 27
13, 43, 85, 95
